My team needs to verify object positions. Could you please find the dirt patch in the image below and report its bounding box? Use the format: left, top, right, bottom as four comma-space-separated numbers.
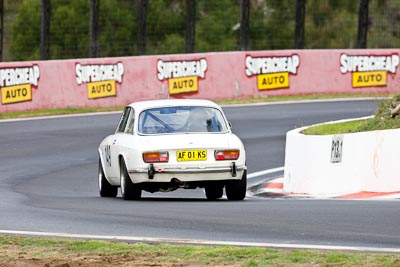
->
0, 238, 241, 267
0, 254, 238, 267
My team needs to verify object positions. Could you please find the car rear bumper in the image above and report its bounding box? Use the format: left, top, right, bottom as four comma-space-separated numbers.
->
128, 164, 246, 183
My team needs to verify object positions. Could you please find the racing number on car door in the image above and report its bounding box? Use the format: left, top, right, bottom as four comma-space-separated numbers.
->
105, 145, 112, 167
103, 139, 119, 179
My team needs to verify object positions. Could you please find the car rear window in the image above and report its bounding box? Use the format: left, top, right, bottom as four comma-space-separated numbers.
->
138, 106, 228, 134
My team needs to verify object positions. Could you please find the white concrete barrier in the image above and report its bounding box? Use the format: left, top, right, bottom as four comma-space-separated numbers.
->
283, 117, 400, 194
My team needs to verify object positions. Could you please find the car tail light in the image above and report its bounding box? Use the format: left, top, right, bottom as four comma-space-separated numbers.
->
143, 151, 169, 163
214, 150, 240, 160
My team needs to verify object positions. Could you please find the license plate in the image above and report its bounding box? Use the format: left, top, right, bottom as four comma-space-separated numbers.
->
176, 150, 207, 162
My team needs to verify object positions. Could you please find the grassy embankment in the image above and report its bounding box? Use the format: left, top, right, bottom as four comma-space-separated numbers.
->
0, 235, 399, 266
302, 94, 400, 135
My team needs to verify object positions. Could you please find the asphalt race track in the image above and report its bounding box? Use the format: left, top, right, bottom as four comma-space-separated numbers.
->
1, 99, 400, 251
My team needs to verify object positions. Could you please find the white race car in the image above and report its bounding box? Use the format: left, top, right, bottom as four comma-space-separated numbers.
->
98, 99, 247, 200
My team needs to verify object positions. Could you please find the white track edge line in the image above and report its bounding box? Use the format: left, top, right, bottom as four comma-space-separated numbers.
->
1, 97, 380, 123
248, 167, 284, 179
221, 97, 384, 108
0, 230, 399, 253
0, 111, 122, 123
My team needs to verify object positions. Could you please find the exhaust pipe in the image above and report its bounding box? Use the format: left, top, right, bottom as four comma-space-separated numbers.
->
171, 178, 186, 188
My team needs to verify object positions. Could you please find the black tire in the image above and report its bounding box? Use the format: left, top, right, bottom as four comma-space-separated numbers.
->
205, 185, 223, 200
98, 158, 118, 198
120, 158, 141, 200
225, 170, 247, 201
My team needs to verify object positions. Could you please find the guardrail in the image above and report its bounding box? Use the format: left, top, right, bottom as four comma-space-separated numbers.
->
1, 49, 400, 113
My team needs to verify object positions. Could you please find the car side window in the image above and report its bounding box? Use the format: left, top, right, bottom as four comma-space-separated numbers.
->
125, 109, 135, 134
116, 107, 131, 133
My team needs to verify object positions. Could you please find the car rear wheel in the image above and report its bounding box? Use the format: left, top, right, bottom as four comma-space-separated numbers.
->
98, 159, 118, 197
225, 170, 247, 201
120, 158, 142, 200
205, 185, 223, 200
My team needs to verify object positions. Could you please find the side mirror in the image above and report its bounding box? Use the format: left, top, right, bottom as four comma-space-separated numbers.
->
228, 121, 232, 128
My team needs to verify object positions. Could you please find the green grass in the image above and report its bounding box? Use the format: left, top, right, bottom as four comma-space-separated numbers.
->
302, 120, 368, 135
0, 93, 388, 120
219, 93, 385, 105
0, 106, 124, 120
302, 94, 400, 135
0, 235, 399, 266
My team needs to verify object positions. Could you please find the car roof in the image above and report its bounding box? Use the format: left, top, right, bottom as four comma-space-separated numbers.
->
127, 99, 221, 112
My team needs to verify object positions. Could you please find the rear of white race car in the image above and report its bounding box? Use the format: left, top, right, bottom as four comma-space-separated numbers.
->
124, 133, 246, 186
116, 132, 246, 200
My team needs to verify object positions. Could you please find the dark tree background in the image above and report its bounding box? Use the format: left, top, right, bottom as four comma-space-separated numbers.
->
3, 0, 400, 61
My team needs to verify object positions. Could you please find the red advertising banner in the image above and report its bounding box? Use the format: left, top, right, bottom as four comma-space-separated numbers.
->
1, 49, 399, 113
